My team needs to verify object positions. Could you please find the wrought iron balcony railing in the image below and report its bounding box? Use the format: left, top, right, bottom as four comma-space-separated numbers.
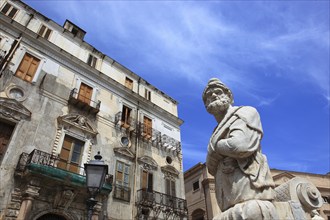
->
15, 149, 113, 193
114, 111, 136, 131
69, 88, 101, 114
136, 189, 188, 215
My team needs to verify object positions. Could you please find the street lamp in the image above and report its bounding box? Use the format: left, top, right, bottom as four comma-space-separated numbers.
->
84, 151, 108, 220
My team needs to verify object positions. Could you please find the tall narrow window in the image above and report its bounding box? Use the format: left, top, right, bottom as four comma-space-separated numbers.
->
125, 77, 133, 90
15, 53, 40, 82
78, 82, 93, 105
1, 3, 18, 19
145, 88, 151, 101
87, 54, 97, 68
121, 105, 132, 128
143, 116, 152, 139
38, 25, 52, 40
166, 179, 176, 197
193, 181, 200, 191
57, 135, 84, 173
141, 170, 153, 192
114, 161, 131, 201
0, 120, 15, 163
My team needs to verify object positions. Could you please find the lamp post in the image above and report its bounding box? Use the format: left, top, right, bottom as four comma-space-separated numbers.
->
84, 151, 108, 220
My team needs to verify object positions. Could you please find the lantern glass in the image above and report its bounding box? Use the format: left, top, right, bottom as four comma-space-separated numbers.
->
85, 164, 107, 190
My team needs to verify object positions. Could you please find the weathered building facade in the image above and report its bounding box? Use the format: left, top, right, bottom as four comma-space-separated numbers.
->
184, 163, 330, 220
0, 0, 187, 219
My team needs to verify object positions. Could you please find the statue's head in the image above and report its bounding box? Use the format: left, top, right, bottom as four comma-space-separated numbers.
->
202, 78, 233, 114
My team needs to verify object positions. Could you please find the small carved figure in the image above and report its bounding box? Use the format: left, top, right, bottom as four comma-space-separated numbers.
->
202, 78, 278, 219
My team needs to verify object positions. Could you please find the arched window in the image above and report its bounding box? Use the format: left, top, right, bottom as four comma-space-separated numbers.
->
37, 213, 67, 220
192, 208, 205, 220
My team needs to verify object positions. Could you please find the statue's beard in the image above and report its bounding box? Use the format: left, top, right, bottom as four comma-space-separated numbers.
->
206, 95, 231, 115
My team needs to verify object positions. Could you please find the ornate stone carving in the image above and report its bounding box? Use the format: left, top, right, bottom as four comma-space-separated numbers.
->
53, 188, 77, 210
274, 177, 323, 212
138, 156, 158, 171
161, 165, 179, 180
57, 114, 98, 137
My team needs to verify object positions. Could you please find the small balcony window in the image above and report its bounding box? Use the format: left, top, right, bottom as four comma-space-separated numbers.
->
1, 3, 18, 19
87, 54, 97, 68
125, 77, 133, 90
38, 25, 52, 40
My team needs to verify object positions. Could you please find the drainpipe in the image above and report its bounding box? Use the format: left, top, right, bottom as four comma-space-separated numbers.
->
132, 77, 141, 219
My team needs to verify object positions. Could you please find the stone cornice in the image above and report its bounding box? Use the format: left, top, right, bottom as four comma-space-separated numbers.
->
0, 13, 183, 127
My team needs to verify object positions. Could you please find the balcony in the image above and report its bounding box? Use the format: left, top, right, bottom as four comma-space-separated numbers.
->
115, 111, 136, 131
136, 189, 188, 219
15, 149, 112, 194
161, 134, 181, 153
138, 123, 161, 144
68, 88, 100, 114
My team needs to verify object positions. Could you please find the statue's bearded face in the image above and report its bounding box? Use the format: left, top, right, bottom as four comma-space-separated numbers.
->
204, 87, 231, 115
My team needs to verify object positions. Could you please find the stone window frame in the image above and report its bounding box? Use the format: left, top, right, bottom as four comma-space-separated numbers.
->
192, 180, 200, 192
37, 24, 53, 40
52, 114, 98, 175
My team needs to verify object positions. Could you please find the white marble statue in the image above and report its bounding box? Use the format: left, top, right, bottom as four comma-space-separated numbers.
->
202, 78, 324, 220
203, 78, 278, 219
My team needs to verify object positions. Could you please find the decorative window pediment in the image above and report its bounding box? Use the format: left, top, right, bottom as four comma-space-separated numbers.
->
161, 165, 179, 180
0, 97, 31, 121
113, 147, 135, 161
138, 156, 158, 171
57, 114, 98, 137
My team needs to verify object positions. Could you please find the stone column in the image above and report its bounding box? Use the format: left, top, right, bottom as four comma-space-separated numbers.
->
17, 178, 40, 220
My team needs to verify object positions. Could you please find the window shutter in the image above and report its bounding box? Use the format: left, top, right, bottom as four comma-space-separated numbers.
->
78, 83, 93, 104
0, 122, 15, 160
171, 180, 176, 197
25, 58, 40, 82
166, 179, 171, 195
38, 25, 46, 36
148, 173, 153, 192
1, 4, 11, 14
44, 29, 52, 39
142, 170, 148, 189
8, 7, 17, 18
15, 53, 40, 82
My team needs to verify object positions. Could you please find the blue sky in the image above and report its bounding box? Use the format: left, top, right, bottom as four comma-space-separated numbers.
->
23, 0, 329, 174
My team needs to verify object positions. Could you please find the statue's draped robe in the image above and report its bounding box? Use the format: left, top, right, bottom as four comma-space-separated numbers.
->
206, 106, 275, 212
